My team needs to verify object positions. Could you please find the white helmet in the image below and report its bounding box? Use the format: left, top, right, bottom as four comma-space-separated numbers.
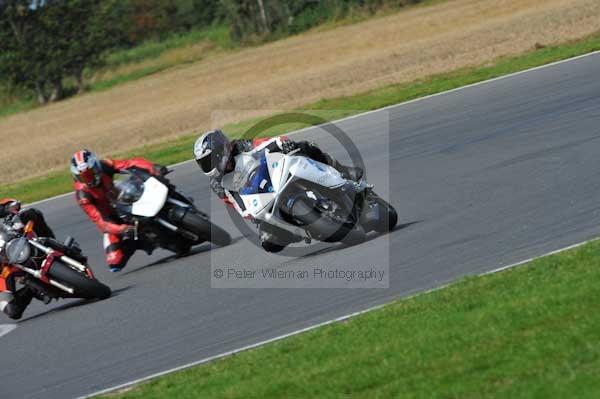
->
194, 130, 232, 178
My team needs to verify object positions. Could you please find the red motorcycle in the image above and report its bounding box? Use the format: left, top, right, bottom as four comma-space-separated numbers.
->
0, 216, 111, 302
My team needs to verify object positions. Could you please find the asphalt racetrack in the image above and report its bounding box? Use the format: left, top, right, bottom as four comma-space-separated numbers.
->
2, 52, 600, 399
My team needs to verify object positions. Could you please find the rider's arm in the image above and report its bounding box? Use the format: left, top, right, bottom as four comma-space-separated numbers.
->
225, 191, 252, 219
249, 136, 290, 153
209, 178, 252, 219
209, 178, 227, 200
210, 179, 237, 209
106, 158, 162, 175
75, 191, 129, 235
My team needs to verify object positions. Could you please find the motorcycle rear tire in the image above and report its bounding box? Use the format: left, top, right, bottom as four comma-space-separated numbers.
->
47, 262, 111, 300
291, 198, 365, 245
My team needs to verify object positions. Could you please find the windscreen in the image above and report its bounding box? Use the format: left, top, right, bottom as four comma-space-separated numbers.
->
114, 177, 145, 204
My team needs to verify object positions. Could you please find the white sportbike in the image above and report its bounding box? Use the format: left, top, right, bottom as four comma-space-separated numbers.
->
221, 148, 397, 252
113, 167, 231, 255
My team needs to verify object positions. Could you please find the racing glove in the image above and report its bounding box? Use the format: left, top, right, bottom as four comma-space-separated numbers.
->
152, 164, 170, 176
118, 224, 137, 237
280, 140, 298, 153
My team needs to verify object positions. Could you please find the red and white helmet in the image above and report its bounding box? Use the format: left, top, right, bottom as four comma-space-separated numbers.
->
70, 149, 103, 187
0, 198, 21, 215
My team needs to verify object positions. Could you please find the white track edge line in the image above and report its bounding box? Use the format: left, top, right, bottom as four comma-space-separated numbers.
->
483, 238, 596, 275
0, 324, 17, 339
78, 235, 598, 398
26, 49, 600, 208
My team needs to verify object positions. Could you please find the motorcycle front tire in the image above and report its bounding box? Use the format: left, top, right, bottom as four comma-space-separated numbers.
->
47, 261, 111, 300
180, 212, 232, 247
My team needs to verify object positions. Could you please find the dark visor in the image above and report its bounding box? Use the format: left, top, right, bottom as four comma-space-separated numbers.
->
197, 154, 214, 173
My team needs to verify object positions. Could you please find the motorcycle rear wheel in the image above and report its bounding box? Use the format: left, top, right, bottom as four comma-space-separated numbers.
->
47, 261, 112, 300
291, 198, 365, 245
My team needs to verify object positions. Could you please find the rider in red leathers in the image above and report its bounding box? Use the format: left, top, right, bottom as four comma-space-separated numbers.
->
70, 150, 167, 272
0, 199, 56, 319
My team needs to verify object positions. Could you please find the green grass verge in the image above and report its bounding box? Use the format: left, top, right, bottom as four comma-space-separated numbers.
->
4, 32, 600, 204
98, 239, 600, 399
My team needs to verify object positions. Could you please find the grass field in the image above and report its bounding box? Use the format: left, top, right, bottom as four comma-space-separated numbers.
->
97, 238, 600, 398
0, 0, 599, 186
5, 30, 600, 204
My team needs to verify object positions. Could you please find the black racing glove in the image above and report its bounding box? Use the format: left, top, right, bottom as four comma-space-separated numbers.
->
153, 164, 170, 176
280, 140, 298, 154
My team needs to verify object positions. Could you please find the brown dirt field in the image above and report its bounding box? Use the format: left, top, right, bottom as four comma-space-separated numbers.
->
2, 0, 600, 183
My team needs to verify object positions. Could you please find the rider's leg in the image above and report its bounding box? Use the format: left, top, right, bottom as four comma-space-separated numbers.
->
164, 240, 192, 257
1, 286, 34, 320
103, 233, 136, 272
293, 141, 363, 181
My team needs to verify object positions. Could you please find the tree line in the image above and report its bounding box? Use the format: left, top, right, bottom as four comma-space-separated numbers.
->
0, 0, 420, 104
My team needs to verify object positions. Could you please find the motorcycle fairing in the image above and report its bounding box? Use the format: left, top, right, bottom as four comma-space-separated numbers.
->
131, 177, 169, 217
222, 152, 262, 193
241, 193, 276, 215
239, 155, 274, 195
238, 152, 348, 220
270, 152, 346, 190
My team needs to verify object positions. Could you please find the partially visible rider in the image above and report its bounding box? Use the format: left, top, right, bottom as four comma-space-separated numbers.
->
0, 199, 56, 319
193, 130, 362, 251
70, 150, 167, 272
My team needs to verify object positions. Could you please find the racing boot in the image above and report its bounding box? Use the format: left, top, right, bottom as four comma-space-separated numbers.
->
32, 290, 52, 305
322, 154, 363, 181
336, 164, 363, 182
296, 142, 363, 182
26, 280, 54, 305
164, 240, 191, 257
136, 239, 155, 256
174, 241, 192, 257
1, 287, 34, 319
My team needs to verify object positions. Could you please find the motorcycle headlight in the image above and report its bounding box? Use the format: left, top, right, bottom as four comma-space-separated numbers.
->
5, 237, 31, 264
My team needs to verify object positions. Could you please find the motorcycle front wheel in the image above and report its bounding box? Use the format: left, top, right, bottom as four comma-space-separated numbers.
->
180, 212, 232, 247
47, 261, 112, 300
372, 196, 398, 233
